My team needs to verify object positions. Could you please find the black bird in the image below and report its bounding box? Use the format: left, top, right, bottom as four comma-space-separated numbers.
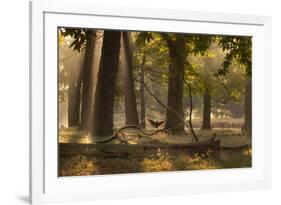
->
147, 119, 166, 129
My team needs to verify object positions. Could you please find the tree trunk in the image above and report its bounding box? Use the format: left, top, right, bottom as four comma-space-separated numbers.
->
243, 77, 252, 134
122, 32, 139, 125
80, 30, 96, 131
164, 35, 186, 134
201, 91, 212, 130
91, 31, 121, 137
68, 68, 82, 127
140, 54, 146, 128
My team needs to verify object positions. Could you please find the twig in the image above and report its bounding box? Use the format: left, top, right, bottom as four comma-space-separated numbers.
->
183, 79, 199, 142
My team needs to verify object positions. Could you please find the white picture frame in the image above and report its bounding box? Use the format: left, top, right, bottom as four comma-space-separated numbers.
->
29, 0, 272, 204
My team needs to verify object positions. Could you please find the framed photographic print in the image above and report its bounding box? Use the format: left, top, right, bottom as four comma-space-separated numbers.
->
29, 0, 272, 204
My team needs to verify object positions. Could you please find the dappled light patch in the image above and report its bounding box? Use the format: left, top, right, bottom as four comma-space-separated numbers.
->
60, 155, 96, 176
185, 156, 220, 170
142, 157, 175, 172
242, 147, 252, 156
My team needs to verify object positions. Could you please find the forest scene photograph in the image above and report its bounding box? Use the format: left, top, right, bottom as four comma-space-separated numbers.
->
58, 27, 252, 176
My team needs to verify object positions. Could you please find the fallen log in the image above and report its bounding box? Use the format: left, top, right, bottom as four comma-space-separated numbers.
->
220, 144, 251, 150
59, 137, 221, 158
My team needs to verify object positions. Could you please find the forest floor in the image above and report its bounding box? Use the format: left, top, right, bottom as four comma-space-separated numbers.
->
59, 128, 251, 176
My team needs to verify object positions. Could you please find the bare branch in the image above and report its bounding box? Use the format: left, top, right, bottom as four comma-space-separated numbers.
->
138, 72, 198, 141
183, 79, 199, 142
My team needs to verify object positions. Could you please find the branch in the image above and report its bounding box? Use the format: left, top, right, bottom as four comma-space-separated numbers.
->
183, 79, 199, 142
94, 125, 171, 143
138, 73, 198, 141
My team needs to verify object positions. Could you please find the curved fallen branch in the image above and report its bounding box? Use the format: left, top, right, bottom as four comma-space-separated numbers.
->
93, 125, 171, 143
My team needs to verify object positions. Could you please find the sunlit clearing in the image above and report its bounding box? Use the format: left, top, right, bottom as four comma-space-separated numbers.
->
78, 134, 93, 144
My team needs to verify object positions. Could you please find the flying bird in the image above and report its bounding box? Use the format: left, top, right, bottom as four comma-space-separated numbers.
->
147, 119, 166, 129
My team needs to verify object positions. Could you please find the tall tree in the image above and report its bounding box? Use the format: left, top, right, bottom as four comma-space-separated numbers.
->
161, 33, 212, 133
79, 30, 96, 131
122, 32, 139, 125
188, 41, 246, 130
60, 28, 95, 128
244, 77, 252, 133
68, 69, 82, 127
140, 54, 146, 128
135, 32, 212, 134
218, 36, 252, 133
60, 28, 85, 128
201, 91, 212, 129
161, 33, 186, 133
91, 31, 121, 137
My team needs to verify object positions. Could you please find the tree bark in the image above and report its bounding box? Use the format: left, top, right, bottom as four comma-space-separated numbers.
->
122, 32, 139, 125
68, 67, 82, 127
91, 31, 121, 137
80, 30, 96, 131
140, 54, 146, 128
201, 91, 212, 130
164, 35, 186, 134
243, 77, 252, 134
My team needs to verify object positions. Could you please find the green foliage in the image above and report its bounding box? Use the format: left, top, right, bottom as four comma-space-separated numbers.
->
217, 36, 252, 76
134, 32, 170, 86
135, 32, 154, 46
186, 42, 246, 104
190, 35, 214, 55
133, 32, 249, 120
134, 32, 214, 92
59, 28, 96, 52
